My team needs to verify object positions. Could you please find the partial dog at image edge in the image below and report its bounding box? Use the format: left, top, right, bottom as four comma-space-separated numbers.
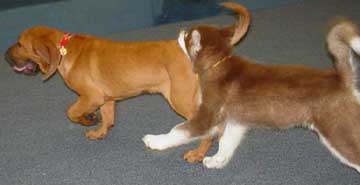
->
143, 18, 360, 172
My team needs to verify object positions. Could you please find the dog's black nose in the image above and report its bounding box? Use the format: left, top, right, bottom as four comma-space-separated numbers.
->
4, 50, 13, 66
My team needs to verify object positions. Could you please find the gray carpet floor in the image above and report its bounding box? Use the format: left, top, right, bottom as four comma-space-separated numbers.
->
1, 0, 360, 184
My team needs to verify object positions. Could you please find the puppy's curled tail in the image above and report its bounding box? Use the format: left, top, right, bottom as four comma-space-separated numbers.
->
327, 18, 360, 87
221, 2, 251, 45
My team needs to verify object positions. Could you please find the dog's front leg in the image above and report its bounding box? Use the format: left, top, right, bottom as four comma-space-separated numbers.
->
203, 121, 247, 169
143, 105, 218, 151
142, 122, 193, 150
86, 101, 115, 140
67, 95, 104, 126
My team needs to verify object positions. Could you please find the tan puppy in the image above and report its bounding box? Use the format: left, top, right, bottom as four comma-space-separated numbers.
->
143, 18, 360, 171
6, 27, 199, 140
5, 2, 250, 161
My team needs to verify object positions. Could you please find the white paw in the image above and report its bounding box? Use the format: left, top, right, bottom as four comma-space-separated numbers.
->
203, 154, 230, 169
142, 134, 170, 151
356, 167, 360, 174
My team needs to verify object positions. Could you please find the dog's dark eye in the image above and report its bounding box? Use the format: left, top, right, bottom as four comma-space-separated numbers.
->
17, 43, 22, 48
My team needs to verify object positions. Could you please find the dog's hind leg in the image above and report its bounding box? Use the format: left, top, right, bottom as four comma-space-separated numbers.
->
164, 76, 198, 119
162, 53, 199, 119
184, 125, 227, 163
314, 116, 360, 173
183, 137, 213, 163
86, 101, 115, 140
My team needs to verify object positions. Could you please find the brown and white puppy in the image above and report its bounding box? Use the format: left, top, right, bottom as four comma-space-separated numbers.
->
5, 2, 249, 161
143, 18, 360, 171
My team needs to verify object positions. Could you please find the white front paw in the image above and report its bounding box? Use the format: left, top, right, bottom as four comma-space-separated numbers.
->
355, 167, 360, 174
203, 155, 230, 169
142, 134, 170, 151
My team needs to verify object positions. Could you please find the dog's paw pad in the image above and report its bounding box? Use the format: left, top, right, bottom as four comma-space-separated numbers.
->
203, 155, 229, 169
142, 134, 169, 151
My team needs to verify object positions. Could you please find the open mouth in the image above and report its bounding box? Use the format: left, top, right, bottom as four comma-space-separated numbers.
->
13, 61, 38, 75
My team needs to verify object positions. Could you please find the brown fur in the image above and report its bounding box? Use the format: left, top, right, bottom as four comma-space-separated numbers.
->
152, 18, 360, 171
5, 2, 250, 163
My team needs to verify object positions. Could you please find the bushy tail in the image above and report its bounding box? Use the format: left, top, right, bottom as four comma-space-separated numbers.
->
221, 2, 251, 45
327, 18, 360, 87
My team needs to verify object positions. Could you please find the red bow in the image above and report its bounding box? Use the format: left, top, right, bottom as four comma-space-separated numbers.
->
59, 33, 72, 62
60, 33, 72, 48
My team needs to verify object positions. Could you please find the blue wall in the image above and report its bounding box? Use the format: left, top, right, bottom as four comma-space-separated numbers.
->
0, 0, 306, 52
0, 0, 162, 51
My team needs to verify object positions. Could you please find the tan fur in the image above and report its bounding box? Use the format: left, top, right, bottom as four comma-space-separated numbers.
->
6, 27, 198, 138
5, 2, 250, 163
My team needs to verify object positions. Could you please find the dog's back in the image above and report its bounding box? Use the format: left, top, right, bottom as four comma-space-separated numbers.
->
211, 57, 341, 128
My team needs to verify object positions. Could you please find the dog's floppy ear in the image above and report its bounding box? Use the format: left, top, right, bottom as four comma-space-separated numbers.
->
33, 39, 60, 81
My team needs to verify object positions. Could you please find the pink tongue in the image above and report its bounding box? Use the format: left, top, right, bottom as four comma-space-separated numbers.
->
13, 65, 27, 72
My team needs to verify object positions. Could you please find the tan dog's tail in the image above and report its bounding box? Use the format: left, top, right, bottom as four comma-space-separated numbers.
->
221, 2, 251, 45
327, 18, 360, 87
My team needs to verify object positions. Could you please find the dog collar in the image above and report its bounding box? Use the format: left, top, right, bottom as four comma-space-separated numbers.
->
195, 55, 232, 81
59, 33, 72, 57
211, 55, 231, 69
